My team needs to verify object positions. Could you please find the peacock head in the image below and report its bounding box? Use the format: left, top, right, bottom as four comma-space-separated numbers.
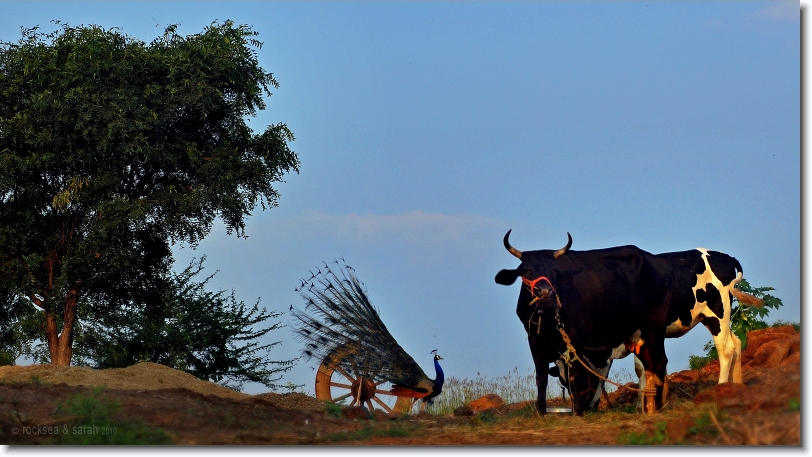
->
431, 349, 443, 361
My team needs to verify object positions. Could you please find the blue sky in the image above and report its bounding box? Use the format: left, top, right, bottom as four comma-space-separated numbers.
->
1, 2, 800, 395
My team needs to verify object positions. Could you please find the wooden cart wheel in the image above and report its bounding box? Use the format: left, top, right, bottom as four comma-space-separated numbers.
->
314, 352, 414, 415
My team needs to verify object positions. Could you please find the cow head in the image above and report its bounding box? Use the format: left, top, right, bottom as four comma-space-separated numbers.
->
494, 229, 572, 308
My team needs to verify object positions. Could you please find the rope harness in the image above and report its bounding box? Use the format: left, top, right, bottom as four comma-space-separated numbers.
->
522, 275, 657, 407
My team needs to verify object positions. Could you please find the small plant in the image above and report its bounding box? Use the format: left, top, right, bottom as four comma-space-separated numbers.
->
772, 320, 800, 331
328, 425, 412, 442
322, 400, 345, 418
52, 388, 172, 444
617, 422, 667, 445
478, 410, 498, 425
29, 375, 42, 386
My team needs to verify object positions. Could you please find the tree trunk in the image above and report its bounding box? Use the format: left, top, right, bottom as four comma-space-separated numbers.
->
46, 287, 80, 366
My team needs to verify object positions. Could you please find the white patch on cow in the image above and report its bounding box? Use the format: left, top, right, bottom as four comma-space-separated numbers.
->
664, 248, 741, 383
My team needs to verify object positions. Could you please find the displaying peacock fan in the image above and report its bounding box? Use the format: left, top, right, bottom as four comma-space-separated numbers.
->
290, 260, 444, 411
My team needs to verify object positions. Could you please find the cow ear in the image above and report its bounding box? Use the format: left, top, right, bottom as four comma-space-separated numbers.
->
495, 268, 521, 285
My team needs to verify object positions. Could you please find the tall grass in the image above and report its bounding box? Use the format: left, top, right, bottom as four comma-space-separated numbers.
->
425, 365, 641, 415
426, 367, 537, 415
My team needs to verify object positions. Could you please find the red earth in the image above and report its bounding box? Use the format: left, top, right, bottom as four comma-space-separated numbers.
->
0, 326, 800, 445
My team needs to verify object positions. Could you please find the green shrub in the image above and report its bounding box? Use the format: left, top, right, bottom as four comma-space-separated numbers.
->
617, 422, 667, 445
322, 400, 345, 418
52, 388, 172, 444
0, 351, 14, 366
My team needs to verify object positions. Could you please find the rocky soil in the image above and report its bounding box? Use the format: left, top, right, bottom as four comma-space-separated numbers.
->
0, 326, 800, 445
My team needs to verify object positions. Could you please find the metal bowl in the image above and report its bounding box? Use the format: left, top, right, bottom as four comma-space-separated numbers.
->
546, 406, 573, 414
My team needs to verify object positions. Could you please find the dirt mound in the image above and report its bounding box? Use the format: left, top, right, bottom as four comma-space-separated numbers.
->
600, 325, 800, 411
254, 392, 326, 412
0, 362, 251, 401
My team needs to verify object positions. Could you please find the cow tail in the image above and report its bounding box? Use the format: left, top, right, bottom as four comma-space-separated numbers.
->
730, 269, 766, 309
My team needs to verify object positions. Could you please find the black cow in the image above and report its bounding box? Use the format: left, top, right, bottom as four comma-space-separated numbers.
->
494, 231, 762, 416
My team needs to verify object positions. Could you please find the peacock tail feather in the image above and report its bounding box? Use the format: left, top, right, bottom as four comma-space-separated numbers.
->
290, 260, 434, 393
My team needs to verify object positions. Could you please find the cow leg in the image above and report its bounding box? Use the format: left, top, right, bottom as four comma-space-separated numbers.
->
711, 327, 742, 384
633, 355, 645, 412
731, 332, 743, 383
637, 335, 668, 414
528, 335, 549, 415
711, 327, 736, 383
566, 362, 595, 416
588, 358, 612, 409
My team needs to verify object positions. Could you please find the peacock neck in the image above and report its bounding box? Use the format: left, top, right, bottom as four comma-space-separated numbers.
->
433, 358, 444, 388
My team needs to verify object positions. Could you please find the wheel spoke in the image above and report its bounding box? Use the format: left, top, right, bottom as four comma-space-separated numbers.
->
374, 388, 398, 397
372, 396, 393, 414
334, 366, 355, 383
333, 392, 352, 403
330, 382, 352, 390
366, 400, 374, 412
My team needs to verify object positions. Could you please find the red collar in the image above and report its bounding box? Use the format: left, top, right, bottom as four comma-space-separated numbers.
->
521, 275, 555, 296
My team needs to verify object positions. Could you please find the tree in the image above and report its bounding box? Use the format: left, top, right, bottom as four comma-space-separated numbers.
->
688, 279, 788, 369
72, 258, 295, 391
0, 21, 299, 365
0, 281, 40, 365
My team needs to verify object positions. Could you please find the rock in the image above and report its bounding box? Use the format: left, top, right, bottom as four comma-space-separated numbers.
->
787, 332, 801, 355
666, 415, 694, 443
669, 369, 700, 383
694, 382, 753, 410
780, 351, 801, 367
341, 406, 371, 420
699, 359, 720, 381
748, 338, 791, 368
453, 405, 474, 416
506, 400, 535, 411
743, 326, 797, 358
372, 409, 389, 421
469, 394, 505, 413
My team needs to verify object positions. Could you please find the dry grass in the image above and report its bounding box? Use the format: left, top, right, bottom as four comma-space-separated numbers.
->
427, 365, 642, 415
0, 362, 251, 401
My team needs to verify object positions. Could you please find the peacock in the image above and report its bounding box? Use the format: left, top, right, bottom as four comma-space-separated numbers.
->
290, 260, 444, 412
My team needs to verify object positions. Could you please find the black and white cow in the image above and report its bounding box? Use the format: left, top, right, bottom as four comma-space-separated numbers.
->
495, 231, 763, 415
581, 248, 764, 409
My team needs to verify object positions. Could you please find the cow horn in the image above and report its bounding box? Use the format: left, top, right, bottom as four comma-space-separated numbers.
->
553, 232, 572, 258
503, 229, 522, 259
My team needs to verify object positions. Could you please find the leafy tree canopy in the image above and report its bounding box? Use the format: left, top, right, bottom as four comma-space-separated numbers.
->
0, 21, 299, 365
72, 258, 295, 391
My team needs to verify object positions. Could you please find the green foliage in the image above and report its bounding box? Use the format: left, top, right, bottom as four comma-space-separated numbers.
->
772, 320, 800, 331
0, 21, 298, 364
688, 279, 784, 367
73, 257, 295, 391
0, 283, 41, 362
477, 410, 498, 425
52, 388, 172, 444
729, 279, 783, 348
688, 352, 714, 371
322, 400, 345, 418
0, 351, 13, 366
328, 425, 412, 442
617, 421, 667, 445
